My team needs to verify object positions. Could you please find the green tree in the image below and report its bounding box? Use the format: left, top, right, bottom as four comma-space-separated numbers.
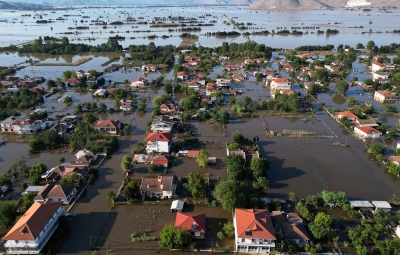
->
22, 192, 35, 209
0, 201, 19, 228
159, 224, 194, 250
82, 113, 97, 125
214, 180, 256, 211
123, 124, 131, 135
335, 80, 349, 96
366, 40, 375, 51
75, 104, 83, 113
196, 149, 209, 168
99, 102, 107, 113
106, 190, 116, 202
368, 143, 384, 156
307, 84, 320, 95
123, 180, 139, 201
309, 212, 333, 239
232, 131, 245, 144
184, 172, 205, 198
121, 155, 133, 172
250, 157, 270, 180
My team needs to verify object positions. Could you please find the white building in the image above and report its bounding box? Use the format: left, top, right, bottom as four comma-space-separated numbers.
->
396, 226, 400, 238
371, 201, 392, 213
371, 62, 385, 72
270, 78, 291, 91
354, 126, 382, 139
12, 119, 40, 134
3, 201, 64, 254
33, 184, 77, 204
373, 90, 397, 103
151, 116, 172, 132
145, 132, 172, 153
234, 208, 276, 253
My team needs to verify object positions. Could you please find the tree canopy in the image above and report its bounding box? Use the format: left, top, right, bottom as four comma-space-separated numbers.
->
159, 224, 194, 250
184, 172, 206, 198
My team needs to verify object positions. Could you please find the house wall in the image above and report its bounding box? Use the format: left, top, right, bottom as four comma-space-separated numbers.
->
146, 141, 170, 153
4, 206, 64, 254
354, 128, 381, 138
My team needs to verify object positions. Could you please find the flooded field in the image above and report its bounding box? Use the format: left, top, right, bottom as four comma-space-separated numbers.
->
1, 6, 400, 49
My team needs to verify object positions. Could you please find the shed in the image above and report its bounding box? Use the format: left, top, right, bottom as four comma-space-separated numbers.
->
349, 200, 374, 209
371, 201, 392, 212
171, 200, 184, 212
23, 186, 45, 194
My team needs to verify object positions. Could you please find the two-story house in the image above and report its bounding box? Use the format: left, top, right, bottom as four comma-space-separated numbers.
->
373, 90, 397, 103
0, 116, 19, 133
371, 62, 385, 72
3, 201, 64, 254
145, 132, 172, 153
270, 78, 291, 91
139, 174, 178, 199
94, 120, 121, 134
75, 149, 97, 164
33, 184, 77, 204
234, 208, 276, 253
12, 119, 40, 134
151, 116, 173, 132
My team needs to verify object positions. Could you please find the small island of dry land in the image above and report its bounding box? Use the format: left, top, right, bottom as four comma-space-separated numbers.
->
34, 56, 92, 66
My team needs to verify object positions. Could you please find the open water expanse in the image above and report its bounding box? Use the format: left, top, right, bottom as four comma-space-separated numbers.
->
0, 6, 399, 48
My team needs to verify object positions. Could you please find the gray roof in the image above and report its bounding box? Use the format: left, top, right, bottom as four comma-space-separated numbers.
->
371, 201, 391, 209
25, 186, 45, 193
349, 200, 374, 208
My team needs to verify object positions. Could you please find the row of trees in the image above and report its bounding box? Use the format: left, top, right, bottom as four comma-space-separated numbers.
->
0, 89, 44, 121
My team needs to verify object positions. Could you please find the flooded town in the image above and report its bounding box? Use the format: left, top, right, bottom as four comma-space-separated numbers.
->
0, 2, 400, 255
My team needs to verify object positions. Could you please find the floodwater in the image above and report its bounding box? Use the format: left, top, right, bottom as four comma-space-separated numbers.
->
1, 6, 400, 48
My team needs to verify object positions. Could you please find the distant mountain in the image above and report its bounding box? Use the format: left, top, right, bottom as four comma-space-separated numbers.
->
249, 0, 400, 10
4, 0, 258, 5
0, 0, 45, 9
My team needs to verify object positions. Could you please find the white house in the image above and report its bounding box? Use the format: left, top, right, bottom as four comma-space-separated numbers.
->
270, 78, 291, 91
234, 208, 276, 253
0, 117, 19, 133
33, 184, 77, 204
335, 111, 358, 121
130, 77, 148, 87
142, 64, 156, 72
216, 79, 230, 88
151, 116, 173, 132
145, 132, 172, 153
75, 149, 97, 164
139, 174, 178, 199
354, 126, 382, 139
177, 71, 189, 81
12, 119, 40, 134
3, 201, 64, 254
371, 62, 385, 72
93, 89, 107, 97
94, 120, 121, 134
373, 90, 397, 103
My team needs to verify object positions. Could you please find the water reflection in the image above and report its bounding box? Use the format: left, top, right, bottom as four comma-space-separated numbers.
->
331, 94, 346, 105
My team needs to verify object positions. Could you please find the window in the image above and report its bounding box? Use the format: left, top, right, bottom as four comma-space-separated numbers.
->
241, 238, 245, 242
25, 241, 28, 244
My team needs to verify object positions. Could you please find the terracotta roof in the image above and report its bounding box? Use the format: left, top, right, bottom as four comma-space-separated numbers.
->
107, 88, 117, 94
235, 208, 276, 240
94, 120, 120, 128
388, 156, 400, 164
232, 74, 244, 79
335, 111, 358, 119
187, 150, 200, 156
150, 154, 168, 165
272, 78, 290, 83
3, 202, 63, 241
355, 126, 382, 135
177, 71, 188, 76
375, 90, 397, 98
145, 132, 172, 142
175, 212, 205, 233
372, 62, 385, 67
280, 89, 295, 95
280, 222, 309, 240
131, 77, 148, 83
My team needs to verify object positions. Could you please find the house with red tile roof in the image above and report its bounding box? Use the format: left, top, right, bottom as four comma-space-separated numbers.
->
67, 78, 80, 86
354, 126, 382, 139
232, 73, 245, 82
94, 120, 121, 134
159, 100, 177, 117
142, 64, 156, 72
373, 90, 397, 103
49, 163, 90, 180
270, 78, 291, 91
175, 212, 206, 239
371, 62, 385, 72
130, 77, 148, 87
335, 111, 358, 121
226, 65, 240, 71
234, 208, 276, 253
12, 119, 40, 134
177, 71, 189, 81
3, 201, 64, 254
145, 132, 172, 153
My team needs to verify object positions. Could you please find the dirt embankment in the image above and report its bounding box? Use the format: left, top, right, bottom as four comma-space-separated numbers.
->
34, 56, 92, 66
